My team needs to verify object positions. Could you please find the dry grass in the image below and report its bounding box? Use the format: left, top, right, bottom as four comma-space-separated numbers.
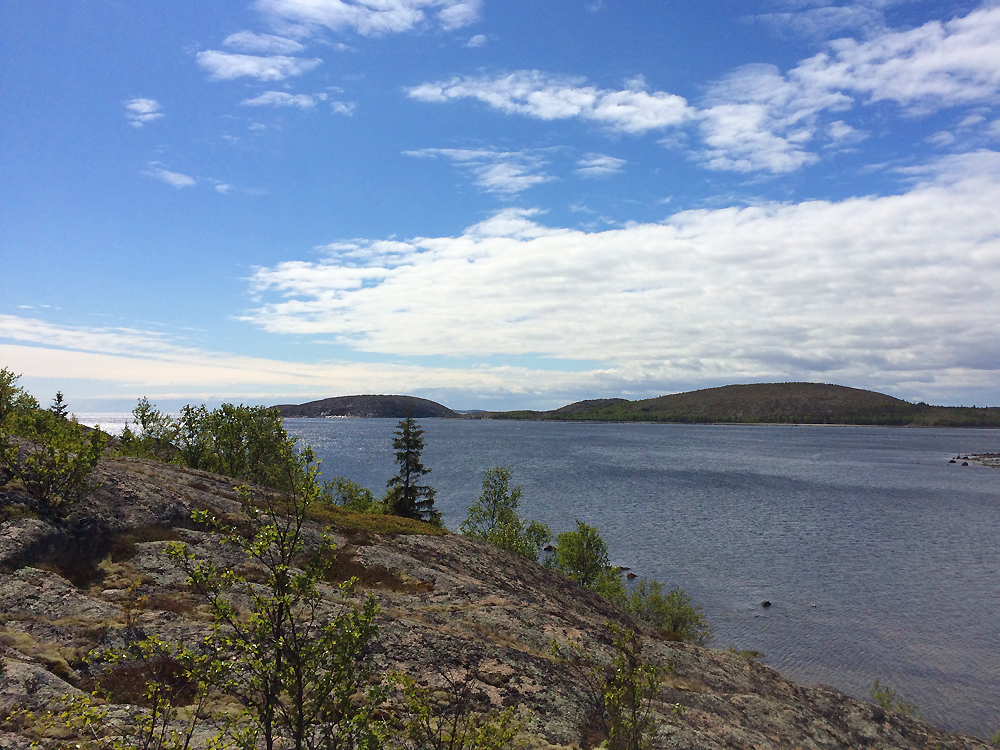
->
107, 525, 186, 563
143, 590, 199, 618
663, 675, 707, 692
307, 504, 446, 538
317, 547, 435, 593
0, 626, 84, 682
80, 656, 198, 707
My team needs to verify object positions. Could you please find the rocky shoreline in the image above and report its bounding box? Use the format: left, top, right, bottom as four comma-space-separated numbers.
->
0, 456, 993, 749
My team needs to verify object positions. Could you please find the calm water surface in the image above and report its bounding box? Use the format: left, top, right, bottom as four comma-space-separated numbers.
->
285, 419, 1000, 737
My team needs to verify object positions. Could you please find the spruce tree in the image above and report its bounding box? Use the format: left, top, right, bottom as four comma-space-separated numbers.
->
49, 391, 69, 419
386, 410, 439, 524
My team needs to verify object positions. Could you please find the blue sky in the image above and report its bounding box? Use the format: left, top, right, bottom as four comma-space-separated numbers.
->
2, 0, 1000, 411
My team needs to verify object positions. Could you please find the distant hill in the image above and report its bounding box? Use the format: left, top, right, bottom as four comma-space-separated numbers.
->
469, 383, 1000, 426
551, 398, 629, 415
273, 394, 455, 419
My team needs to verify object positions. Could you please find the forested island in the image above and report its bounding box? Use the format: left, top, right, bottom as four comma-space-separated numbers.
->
275, 383, 1000, 427
274, 394, 456, 419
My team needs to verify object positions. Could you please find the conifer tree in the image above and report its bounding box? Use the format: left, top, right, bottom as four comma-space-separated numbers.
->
49, 391, 69, 419
386, 409, 440, 524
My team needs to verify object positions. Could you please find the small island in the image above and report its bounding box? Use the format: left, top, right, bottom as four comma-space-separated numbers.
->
273, 394, 456, 419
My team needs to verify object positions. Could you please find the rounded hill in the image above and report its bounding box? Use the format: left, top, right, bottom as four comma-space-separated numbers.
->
273, 395, 455, 419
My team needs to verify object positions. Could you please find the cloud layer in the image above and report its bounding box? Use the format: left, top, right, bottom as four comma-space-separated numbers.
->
0, 315, 598, 405
242, 152, 1000, 396
409, 5, 1000, 173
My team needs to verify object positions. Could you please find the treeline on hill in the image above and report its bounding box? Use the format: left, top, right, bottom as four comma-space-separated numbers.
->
481, 383, 1000, 426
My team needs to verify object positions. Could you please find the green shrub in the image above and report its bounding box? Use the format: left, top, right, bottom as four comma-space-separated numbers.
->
593, 567, 629, 606
869, 678, 918, 717
200, 402, 299, 489
545, 520, 712, 646
171, 403, 213, 468
324, 475, 384, 513
627, 581, 712, 645
1, 413, 107, 520
119, 398, 304, 491
547, 519, 613, 588
392, 671, 526, 750
461, 467, 551, 561
0, 367, 39, 429
552, 621, 669, 750
166, 448, 386, 750
118, 397, 178, 462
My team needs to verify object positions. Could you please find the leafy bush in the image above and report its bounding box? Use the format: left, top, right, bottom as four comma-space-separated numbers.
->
324, 475, 384, 513
119, 398, 304, 491
461, 467, 551, 561
166, 448, 387, 750
1, 412, 107, 519
626, 581, 712, 646
0, 367, 39, 428
392, 671, 526, 750
869, 678, 918, 717
545, 519, 712, 646
552, 622, 669, 750
547, 519, 613, 588
118, 397, 179, 462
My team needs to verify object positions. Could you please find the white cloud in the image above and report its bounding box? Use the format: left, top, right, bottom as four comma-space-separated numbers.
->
464, 33, 487, 48
827, 119, 865, 144
690, 6, 1000, 170
124, 98, 163, 128
144, 165, 196, 188
574, 153, 626, 177
793, 5, 1000, 111
216, 184, 233, 193
695, 61, 852, 172
926, 130, 956, 146
407, 71, 694, 134
438, 0, 481, 30
241, 151, 1000, 395
254, 0, 481, 37
753, 4, 885, 40
196, 50, 322, 81
959, 114, 986, 128
403, 148, 553, 195
331, 100, 356, 115
241, 91, 317, 108
223, 30, 305, 54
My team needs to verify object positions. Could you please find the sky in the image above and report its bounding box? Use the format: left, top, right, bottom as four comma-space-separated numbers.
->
2, 0, 1000, 412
